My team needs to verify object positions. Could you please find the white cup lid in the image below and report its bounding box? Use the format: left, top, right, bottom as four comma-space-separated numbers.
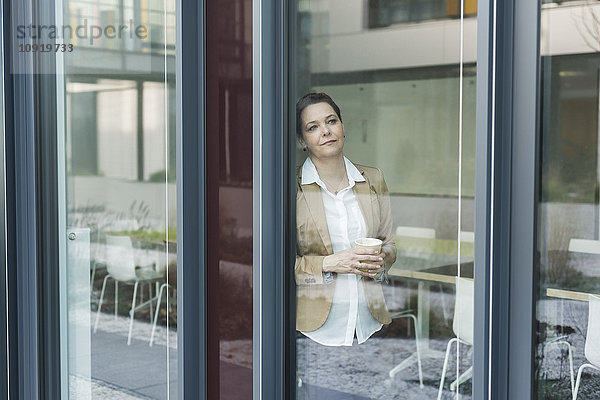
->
355, 237, 382, 246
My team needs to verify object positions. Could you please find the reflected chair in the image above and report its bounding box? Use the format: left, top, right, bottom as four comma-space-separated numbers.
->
93, 235, 164, 345
542, 335, 574, 396
388, 310, 424, 388
149, 281, 172, 346
395, 226, 455, 323
573, 294, 600, 400
437, 277, 474, 400
395, 226, 436, 239
90, 219, 141, 289
568, 238, 600, 255
395, 224, 458, 327
459, 231, 474, 243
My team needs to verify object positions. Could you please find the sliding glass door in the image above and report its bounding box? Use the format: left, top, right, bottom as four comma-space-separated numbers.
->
55, 1, 178, 398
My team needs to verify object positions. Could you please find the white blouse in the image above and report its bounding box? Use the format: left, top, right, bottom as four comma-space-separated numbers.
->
299, 156, 383, 346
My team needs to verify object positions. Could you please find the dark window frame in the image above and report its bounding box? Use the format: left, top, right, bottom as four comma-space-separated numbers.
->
253, 0, 542, 399
1, 0, 542, 397
177, 0, 208, 397
1, 0, 13, 396
252, 0, 292, 398
1, 0, 56, 398
2, 0, 210, 398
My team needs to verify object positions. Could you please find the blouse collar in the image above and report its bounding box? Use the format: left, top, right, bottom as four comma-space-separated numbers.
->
301, 156, 365, 187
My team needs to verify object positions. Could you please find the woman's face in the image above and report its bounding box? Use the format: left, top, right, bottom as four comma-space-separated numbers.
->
300, 102, 344, 159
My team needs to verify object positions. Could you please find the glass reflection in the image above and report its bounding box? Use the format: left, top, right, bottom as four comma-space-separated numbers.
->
295, 94, 396, 347
60, 0, 177, 398
205, 0, 254, 397
535, 2, 600, 399
293, 1, 476, 398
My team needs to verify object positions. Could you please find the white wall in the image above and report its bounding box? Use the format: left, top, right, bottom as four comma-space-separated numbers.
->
305, 1, 600, 75
539, 202, 599, 251
305, 0, 477, 73
69, 176, 176, 229
391, 194, 474, 240
541, 2, 600, 56
316, 76, 477, 197
68, 177, 253, 238
96, 87, 138, 180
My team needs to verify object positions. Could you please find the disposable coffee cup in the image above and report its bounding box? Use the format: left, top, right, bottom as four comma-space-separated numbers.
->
354, 238, 383, 272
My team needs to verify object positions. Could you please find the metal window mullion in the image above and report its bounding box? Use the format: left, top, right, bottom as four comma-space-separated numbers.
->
6, 0, 41, 398
285, 1, 297, 399
176, 0, 207, 397
253, 0, 287, 398
477, 0, 541, 398
0, 0, 10, 395
32, 0, 62, 396
486, 0, 516, 398
507, 0, 540, 398
13, 73, 39, 400
472, 0, 494, 397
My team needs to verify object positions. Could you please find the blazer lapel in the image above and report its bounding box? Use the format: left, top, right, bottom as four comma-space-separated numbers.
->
353, 174, 375, 238
297, 172, 333, 254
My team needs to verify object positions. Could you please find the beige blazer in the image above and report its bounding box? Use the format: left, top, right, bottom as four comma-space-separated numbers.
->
295, 161, 397, 332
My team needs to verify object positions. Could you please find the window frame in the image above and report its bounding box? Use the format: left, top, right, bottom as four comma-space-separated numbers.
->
504, 0, 541, 397
1, 0, 210, 397
253, 0, 542, 399
0, 0, 543, 397
177, 0, 208, 397
4, 0, 47, 397
252, 0, 292, 398
477, 0, 541, 398
0, 0, 11, 396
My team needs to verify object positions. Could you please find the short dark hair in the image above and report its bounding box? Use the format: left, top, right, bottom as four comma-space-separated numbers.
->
296, 92, 342, 141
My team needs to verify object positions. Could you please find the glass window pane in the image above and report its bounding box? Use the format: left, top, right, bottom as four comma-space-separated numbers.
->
291, 1, 477, 398
536, 3, 600, 399
205, 0, 253, 398
59, 0, 177, 398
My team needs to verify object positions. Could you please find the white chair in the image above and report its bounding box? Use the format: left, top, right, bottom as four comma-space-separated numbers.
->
396, 226, 436, 239
388, 226, 434, 388
395, 226, 455, 324
438, 277, 474, 400
568, 239, 600, 254
459, 231, 474, 243
93, 235, 164, 345
543, 335, 574, 396
388, 310, 424, 388
573, 294, 600, 400
90, 220, 141, 288
149, 281, 172, 346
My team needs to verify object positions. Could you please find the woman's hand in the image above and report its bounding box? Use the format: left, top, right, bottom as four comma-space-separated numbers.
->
323, 248, 385, 278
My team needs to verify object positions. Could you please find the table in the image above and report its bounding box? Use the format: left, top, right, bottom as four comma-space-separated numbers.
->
386, 250, 474, 378
388, 251, 474, 341
546, 288, 599, 301
389, 254, 599, 345
390, 253, 474, 283
391, 235, 474, 338
387, 245, 600, 387
389, 256, 600, 332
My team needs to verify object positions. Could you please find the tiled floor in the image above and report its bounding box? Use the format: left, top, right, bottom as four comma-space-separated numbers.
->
74, 296, 598, 399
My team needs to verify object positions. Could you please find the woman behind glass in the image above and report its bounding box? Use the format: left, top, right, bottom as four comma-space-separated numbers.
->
295, 92, 397, 347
